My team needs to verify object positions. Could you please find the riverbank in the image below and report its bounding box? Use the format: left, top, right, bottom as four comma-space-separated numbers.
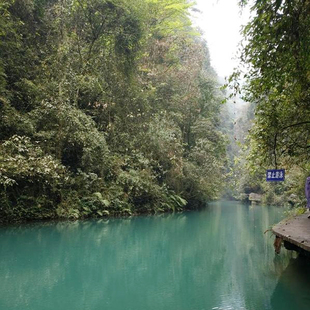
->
0, 200, 209, 227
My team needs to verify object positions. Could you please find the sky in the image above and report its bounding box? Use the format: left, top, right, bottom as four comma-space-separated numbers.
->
192, 0, 251, 79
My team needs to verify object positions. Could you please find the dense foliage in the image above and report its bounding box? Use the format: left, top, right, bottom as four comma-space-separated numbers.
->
237, 0, 310, 168
0, 0, 226, 222
230, 0, 310, 205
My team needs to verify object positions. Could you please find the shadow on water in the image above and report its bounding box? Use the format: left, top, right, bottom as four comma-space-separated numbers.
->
271, 256, 310, 310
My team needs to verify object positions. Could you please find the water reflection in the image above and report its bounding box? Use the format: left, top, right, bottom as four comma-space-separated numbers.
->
271, 256, 310, 310
0, 202, 308, 310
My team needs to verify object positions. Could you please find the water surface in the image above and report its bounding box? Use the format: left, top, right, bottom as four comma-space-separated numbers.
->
1, 201, 310, 310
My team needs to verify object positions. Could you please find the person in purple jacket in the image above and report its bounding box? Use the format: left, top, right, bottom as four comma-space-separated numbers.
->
305, 177, 310, 213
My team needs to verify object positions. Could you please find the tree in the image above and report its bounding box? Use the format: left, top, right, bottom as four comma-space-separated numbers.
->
0, 0, 226, 222
235, 0, 310, 169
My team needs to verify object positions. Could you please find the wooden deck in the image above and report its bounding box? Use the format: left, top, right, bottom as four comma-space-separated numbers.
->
273, 213, 310, 254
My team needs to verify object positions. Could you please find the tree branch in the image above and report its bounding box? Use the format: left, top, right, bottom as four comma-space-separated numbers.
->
274, 121, 310, 167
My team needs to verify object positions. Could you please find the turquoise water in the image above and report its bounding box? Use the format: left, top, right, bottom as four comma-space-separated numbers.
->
1, 201, 310, 310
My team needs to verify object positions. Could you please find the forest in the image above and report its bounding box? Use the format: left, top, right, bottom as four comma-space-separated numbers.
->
1, 0, 309, 223
0, 0, 226, 222
229, 0, 310, 208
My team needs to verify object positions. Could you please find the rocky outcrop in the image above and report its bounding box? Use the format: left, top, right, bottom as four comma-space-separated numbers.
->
249, 193, 262, 203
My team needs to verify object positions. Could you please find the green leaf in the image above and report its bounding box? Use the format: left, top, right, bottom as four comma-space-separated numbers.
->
102, 199, 111, 207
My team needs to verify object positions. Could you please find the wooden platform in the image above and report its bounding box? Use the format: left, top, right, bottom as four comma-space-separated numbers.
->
273, 213, 310, 253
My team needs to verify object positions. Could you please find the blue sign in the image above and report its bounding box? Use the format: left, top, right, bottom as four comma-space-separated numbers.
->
266, 169, 285, 182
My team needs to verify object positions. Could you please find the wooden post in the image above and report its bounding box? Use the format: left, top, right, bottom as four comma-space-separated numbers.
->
274, 236, 283, 254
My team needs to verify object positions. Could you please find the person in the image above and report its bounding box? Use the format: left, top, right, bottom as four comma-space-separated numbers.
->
305, 177, 310, 216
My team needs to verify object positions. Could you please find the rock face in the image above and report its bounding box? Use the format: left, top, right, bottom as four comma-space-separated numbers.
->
249, 193, 262, 202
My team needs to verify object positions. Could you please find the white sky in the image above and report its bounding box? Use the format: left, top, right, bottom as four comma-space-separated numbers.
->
192, 0, 251, 79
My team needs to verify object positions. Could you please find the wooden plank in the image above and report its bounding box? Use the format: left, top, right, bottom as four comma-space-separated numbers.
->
272, 213, 310, 252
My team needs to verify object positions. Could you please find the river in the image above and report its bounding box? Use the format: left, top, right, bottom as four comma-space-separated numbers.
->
1, 201, 310, 310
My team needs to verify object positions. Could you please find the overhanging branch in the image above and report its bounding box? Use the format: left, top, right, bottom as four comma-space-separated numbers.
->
273, 121, 310, 168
